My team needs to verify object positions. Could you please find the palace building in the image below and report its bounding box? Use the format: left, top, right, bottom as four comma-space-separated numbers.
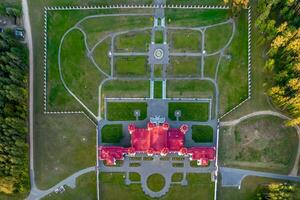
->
99, 122, 215, 166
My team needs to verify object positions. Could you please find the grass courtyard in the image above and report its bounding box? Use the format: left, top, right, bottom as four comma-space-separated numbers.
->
167, 80, 215, 98
115, 56, 149, 77
101, 124, 123, 143
106, 102, 147, 121
168, 56, 200, 77
99, 173, 214, 200
219, 116, 298, 174
168, 30, 201, 52
168, 102, 209, 121
192, 125, 214, 143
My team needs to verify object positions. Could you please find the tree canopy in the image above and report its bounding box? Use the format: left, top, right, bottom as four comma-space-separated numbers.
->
256, 0, 300, 126
0, 30, 29, 194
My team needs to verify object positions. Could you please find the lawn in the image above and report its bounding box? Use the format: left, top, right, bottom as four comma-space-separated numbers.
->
46, 9, 152, 113
218, 10, 248, 116
155, 31, 164, 44
129, 172, 141, 181
219, 116, 298, 174
154, 65, 162, 78
101, 80, 150, 117
147, 174, 165, 192
102, 80, 150, 98
115, 56, 149, 77
101, 124, 123, 143
169, 30, 201, 52
192, 125, 214, 143
167, 56, 200, 76
204, 54, 219, 78
166, 9, 229, 27
106, 102, 147, 121
205, 22, 233, 54
92, 37, 111, 75
154, 81, 162, 98
34, 114, 96, 189
80, 14, 153, 47
171, 173, 183, 182
60, 29, 105, 115
218, 176, 300, 200
42, 172, 97, 200
115, 30, 151, 52
168, 102, 209, 121
99, 173, 214, 200
220, 2, 274, 121
167, 80, 214, 98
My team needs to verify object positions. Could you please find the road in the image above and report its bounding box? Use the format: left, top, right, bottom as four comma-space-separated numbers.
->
22, 0, 36, 192
220, 167, 300, 188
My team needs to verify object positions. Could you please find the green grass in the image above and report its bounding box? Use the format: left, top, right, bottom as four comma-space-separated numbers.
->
154, 81, 162, 99
218, 176, 300, 200
168, 57, 200, 76
219, 116, 298, 174
0, 192, 28, 200
115, 56, 149, 77
42, 172, 96, 200
80, 14, 153, 47
101, 80, 150, 116
115, 30, 151, 52
155, 31, 164, 44
34, 114, 96, 189
204, 54, 219, 78
169, 30, 201, 52
147, 174, 165, 192
129, 173, 141, 181
171, 173, 183, 182
192, 125, 214, 143
220, 3, 274, 121
101, 124, 123, 143
60, 29, 104, 114
102, 80, 150, 98
99, 172, 214, 200
166, 9, 229, 27
106, 102, 147, 121
205, 22, 233, 53
92, 37, 111, 75
218, 11, 248, 115
168, 102, 209, 121
154, 65, 162, 78
167, 80, 214, 98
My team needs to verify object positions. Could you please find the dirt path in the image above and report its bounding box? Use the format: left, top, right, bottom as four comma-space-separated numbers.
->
220, 110, 300, 177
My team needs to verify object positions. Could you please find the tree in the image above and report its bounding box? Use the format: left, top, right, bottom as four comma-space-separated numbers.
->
257, 183, 294, 200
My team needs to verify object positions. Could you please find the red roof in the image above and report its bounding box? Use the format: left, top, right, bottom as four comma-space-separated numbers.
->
99, 146, 126, 165
129, 122, 187, 153
99, 122, 215, 166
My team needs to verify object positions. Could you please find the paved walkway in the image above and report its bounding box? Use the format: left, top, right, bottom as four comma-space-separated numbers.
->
220, 167, 300, 188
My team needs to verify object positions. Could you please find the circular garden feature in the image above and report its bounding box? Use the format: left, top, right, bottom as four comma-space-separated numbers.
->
147, 173, 165, 192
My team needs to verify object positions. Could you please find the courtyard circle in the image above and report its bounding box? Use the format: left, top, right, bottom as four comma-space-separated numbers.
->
154, 48, 164, 60
147, 173, 166, 192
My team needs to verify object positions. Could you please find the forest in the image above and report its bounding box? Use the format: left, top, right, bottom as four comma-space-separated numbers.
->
255, 0, 300, 126
0, 29, 29, 194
